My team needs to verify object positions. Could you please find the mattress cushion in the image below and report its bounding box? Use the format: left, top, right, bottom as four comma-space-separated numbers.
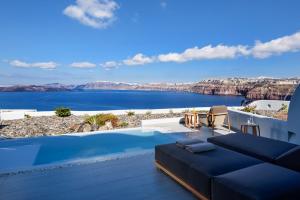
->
275, 146, 300, 172
155, 143, 262, 199
207, 133, 297, 162
212, 163, 300, 200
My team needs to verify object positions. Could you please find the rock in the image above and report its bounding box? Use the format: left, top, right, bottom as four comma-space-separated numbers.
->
69, 124, 81, 132
0, 113, 184, 138
98, 126, 108, 131
91, 124, 99, 131
105, 121, 113, 130
82, 123, 92, 132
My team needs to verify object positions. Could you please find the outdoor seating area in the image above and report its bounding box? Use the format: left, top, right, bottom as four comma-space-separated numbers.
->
155, 133, 300, 200
184, 106, 231, 133
155, 84, 300, 200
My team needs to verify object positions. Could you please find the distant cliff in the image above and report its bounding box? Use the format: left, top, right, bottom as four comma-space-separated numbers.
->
0, 84, 73, 92
190, 78, 298, 100
75, 82, 191, 92
0, 78, 299, 100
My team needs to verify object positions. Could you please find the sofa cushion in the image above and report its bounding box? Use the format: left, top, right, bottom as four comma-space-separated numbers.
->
212, 163, 300, 200
155, 143, 262, 199
207, 133, 297, 162
275, 146, 300, 172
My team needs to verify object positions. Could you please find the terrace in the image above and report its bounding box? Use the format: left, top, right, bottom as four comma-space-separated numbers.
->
0, 87, 299, 200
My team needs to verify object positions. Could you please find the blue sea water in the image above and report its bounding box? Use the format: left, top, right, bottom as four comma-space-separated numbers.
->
0, 90, 244, 111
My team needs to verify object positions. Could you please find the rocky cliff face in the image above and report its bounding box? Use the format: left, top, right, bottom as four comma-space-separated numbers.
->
0, 78, 298, 100
190, 80, 297, 100
75, 82, 191, 92
0, 85, 73, 92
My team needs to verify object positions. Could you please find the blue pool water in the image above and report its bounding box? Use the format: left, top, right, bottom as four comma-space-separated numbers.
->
0, 129, 186, 166
0, 90, 244, 111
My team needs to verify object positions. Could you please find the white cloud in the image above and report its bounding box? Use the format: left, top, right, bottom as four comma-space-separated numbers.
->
9, 60, 58, 69
70, 62, 96, 68
123, 53, 154, 66
251, 31, 300, 58
63, 0, 119, 29
158, 45, 250, 63
100, 61, 120, 69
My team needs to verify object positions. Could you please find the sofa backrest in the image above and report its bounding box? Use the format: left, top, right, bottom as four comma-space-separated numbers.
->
275, 146, 300, 172
207, 133, 297, 163
288, 84, 300, 143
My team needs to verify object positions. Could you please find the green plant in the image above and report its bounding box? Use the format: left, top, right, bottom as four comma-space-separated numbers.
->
85, 114, 119, 127
119, 122, 129, 127
169, 109, 174, 114
278, 104, 288, 112
24, 114, 31, 119
241, 106, 256, 113
145, 111, 152, 115
127, 111, 135, 116
85, 115, 98, 125
55, 107, 71, 117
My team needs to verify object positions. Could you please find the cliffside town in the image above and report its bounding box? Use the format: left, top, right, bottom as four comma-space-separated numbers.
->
190, 78, 299, 100
0, 78, 299, 100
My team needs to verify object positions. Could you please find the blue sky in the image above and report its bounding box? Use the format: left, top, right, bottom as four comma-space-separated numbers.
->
0, 0, 300, 85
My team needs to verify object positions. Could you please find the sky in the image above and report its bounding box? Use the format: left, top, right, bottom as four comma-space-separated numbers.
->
0, 0, 300, 85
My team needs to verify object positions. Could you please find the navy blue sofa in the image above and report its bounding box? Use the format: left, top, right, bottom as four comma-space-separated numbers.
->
155, 133, 300, 200
155, 143, 262, 199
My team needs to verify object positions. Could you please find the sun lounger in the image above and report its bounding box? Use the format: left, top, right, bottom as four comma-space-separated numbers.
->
212, 163, 300, 200
155, 143, 262, 199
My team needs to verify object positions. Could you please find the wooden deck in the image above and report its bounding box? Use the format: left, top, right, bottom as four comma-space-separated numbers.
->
0, 153, 196, 200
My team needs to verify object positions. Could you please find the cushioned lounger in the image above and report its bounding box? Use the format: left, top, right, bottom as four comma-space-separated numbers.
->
212, 163, 300, 200
155, 143, 262, 199
275, 146, 300, 172
207, 133, 297, 162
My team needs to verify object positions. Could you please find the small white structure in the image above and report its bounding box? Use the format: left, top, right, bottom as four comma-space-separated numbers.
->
0, 109, 37, 120
287, 84, 300, 144
248, 100, 289, 111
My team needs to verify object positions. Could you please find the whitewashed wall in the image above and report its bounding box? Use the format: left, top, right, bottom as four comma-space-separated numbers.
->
0, 110, 37, 120
1, 107, 220, 120
228, 109, 289, 142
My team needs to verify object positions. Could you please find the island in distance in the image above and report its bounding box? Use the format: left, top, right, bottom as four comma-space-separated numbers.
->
0, 77, 299, 100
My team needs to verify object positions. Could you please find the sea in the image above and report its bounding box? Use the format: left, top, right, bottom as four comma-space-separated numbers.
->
0, 90, 244, 111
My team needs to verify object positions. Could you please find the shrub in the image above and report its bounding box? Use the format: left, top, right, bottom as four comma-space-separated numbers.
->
241, 106, 256, 113
278, 104, 288, 112
85, 114, 118, 127
55, 107, 71, 117
169, 109, 174, 114
119, 122, 129, 127
24, 114, 31, 119
127, 111, 135, 116
145, 111, 152, 115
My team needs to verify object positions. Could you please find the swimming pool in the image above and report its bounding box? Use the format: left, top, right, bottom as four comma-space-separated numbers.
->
0, 129, 186, 173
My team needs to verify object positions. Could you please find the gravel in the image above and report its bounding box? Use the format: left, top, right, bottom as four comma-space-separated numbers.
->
0, 113, 183, 138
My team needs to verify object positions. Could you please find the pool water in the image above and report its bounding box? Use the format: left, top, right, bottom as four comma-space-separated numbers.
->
0, 129, 186, 167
